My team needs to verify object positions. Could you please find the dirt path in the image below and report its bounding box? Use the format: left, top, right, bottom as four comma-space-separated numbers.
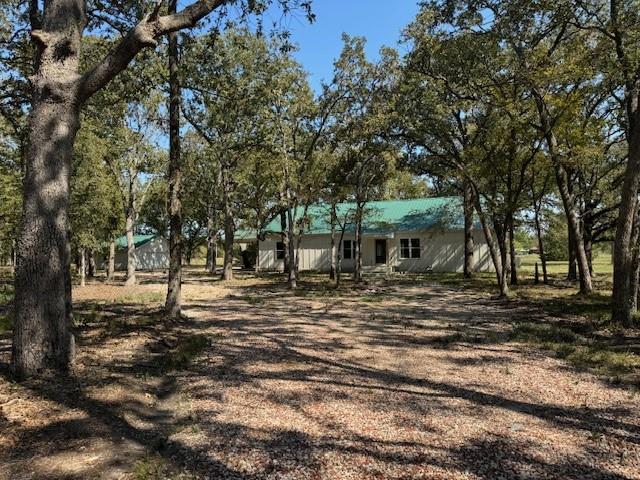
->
1, 277, 638, 479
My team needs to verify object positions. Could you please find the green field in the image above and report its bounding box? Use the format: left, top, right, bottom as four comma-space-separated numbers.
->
518, 253, 613, 279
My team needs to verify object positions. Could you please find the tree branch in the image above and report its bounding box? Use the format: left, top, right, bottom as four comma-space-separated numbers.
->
78, 0, 229, 103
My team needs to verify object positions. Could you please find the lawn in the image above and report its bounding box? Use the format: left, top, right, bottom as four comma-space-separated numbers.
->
518, 252, 614, 279
0, 270, 638, 480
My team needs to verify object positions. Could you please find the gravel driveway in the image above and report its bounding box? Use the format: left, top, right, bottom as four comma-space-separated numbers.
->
1, 277, 638, 479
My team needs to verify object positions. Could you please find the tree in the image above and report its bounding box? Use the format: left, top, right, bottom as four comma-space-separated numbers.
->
398, 10, 523, 296
107, 105, 163, 286
331, 36, 399, 284
70, 116, 124, 287
567, 0, 640, 324
183, 28, 277, 281
10, 0, 313, 377
165, 0, 183, 319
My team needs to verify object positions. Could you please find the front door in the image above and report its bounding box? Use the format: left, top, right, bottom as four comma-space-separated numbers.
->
375, 239, 387, 264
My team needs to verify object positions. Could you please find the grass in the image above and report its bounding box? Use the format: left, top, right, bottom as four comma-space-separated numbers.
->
161, 334, 210, 372
132, 454, 194, 480
113, 291, 165, 305
0, 283, 13, 307
510, 321, 640, 379
360, 295, 386, 303
233, 294, 265, 305
518, 253, 613, 279
0, 314, 12, 333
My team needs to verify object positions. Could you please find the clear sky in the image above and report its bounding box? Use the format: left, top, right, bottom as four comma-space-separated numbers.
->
269, 0, 421, 91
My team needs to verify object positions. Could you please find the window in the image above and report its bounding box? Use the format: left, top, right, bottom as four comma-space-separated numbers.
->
343, 240, 353, 260
400, 238, 421, 259
276, 241, 285, 260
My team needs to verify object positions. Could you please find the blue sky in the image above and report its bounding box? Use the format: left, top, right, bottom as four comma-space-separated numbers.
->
267, 0, 421, 91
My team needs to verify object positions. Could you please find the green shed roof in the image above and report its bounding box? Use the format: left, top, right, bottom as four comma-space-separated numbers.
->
263, 197, 466, 236
115, 234, 157, 249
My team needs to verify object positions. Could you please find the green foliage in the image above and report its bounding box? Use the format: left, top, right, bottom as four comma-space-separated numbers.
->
0, 314, 12, 334
543, 212, 569, 262
71, 116, 124, 250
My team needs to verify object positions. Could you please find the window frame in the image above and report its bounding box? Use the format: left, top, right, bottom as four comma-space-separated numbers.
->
275, 241, 285, 260
400, 238, 421, 259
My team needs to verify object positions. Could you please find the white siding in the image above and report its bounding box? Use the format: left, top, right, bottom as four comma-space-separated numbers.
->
392, 231, 492, 273
258, 230, 493, 273
110, 237, 170, 271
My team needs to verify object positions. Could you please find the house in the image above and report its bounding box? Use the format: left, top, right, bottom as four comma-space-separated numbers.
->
253, 197, 493, 274
100, 234, 170, 271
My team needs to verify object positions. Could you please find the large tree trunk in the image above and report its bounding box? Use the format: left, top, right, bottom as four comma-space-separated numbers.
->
124, 206, 136, 285
613, 125, 640, 326
533, 204, 549, 285
354, 203, 364, 285
583, 212, 594, 277
330, 204, 337, 280
87, 249, 96, 278
463, 181, 475, 278
205, 208, 217, 274
280, 210, 290, 274
11, 0, 232, 379
556, 163, 591, 293
107, 240, 115, 282
125, 208, 136, 286
533, 92, 592, 293
286, 206, 297, 289
221, 210, 234, 282
474, 194, 508, 297
12, 6, 83, 377
494, 217, 510, 291
567, 223, 578, 281
628, 209, 640, 313
335, 228, 345, 289
508, 216, 518, 285
79, 248, 86, 287
165, 0, 182, 319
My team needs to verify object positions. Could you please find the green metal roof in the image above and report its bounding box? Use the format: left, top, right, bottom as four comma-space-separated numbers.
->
115, 234, 157, 249
235, 229, 258, 241
263, 197, 466, 236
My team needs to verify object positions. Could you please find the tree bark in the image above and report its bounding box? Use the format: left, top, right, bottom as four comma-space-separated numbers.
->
474, 193, 508, 297
280, 210, 290, 274
79, 248, 86, 287
330, 204, 337, 280
125, 208, 136, 286
508, 216, 518, 285
567, 223, 577, 281
205, 212, 217, 274
628, 208, 640, 314
533, 203, 549, 284
463, 181, 475, 278
87, 249, 96, 278
613, 125, 640, 326
354, 203, 364, 284
12, 0, 230, 378
165, 0, 182, 320
12, 3, 83, 377
221, 209, 234, 282
107, 240, 115, 282
286, 206, 297, 289
532, 92, 592, 293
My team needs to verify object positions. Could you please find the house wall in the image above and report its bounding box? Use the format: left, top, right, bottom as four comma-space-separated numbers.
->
390, 230, 492, 273
101, 237, 170, 272
258, 230, 493, 273
258, 234, 356, 272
